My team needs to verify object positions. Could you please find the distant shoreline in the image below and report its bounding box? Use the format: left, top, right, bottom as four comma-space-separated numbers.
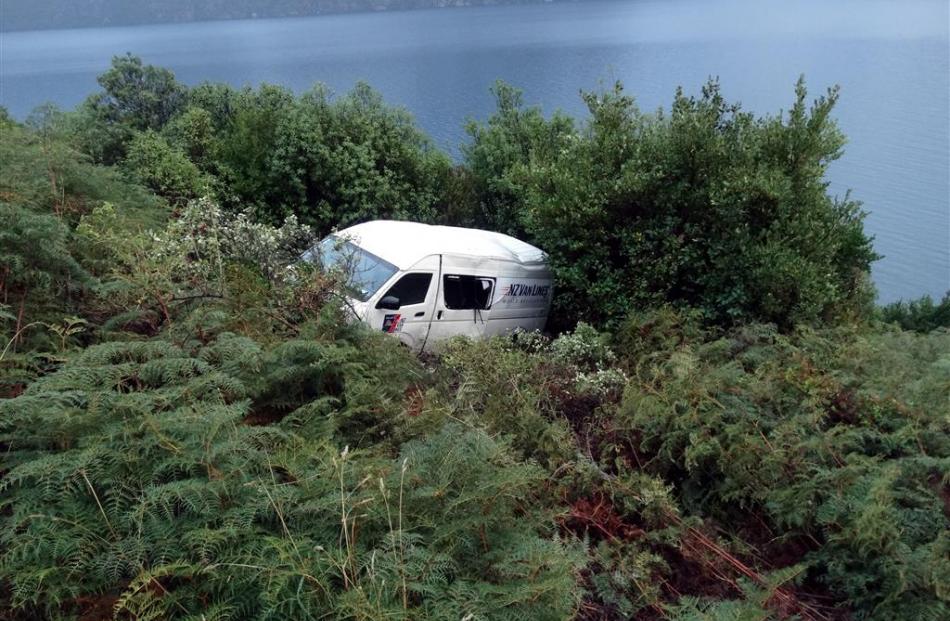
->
1, 0, 575, 33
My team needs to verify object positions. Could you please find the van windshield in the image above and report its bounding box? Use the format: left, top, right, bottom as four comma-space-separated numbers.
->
303, 236, 398, 302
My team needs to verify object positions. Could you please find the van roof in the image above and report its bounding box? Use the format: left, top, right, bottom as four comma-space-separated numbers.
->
335, 220, 547, 270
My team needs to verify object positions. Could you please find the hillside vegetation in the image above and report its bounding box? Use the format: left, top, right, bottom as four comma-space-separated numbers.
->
1, 57, 947, 621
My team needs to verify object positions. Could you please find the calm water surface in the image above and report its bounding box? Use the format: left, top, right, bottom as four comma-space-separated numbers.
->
2, 0, 948, 302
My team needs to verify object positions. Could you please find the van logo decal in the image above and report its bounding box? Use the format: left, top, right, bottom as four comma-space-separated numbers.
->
500, 283, 551, 298
382, 314, 403, 333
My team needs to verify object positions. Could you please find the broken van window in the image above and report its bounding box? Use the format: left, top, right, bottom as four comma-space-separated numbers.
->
443, 275, 494, 310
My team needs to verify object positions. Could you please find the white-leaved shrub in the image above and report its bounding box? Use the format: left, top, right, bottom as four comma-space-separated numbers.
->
159, 197, 314, 284
550, 322, 626, 396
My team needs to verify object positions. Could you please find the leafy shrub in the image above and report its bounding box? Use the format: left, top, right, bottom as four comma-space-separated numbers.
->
53, 59, 883, 332
550, 323, 626, 398
879, 292, 950, 333
61, 56, 454, 233
467, 79, 877, 329
162, 105, 217, 168
123, 130, 210, 206
153, 198, 314, 285
76, 53, 188, 163
461, 81, 575, 236
208, 82, 453, 232
77, 198, 314, 332
90, 53, 187, 132
550, 322, 616, 370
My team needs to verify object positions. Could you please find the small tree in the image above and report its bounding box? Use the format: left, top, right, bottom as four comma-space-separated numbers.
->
496, 78, 878, 328
462, 81, 574, 237
203, 81, 451, 233
89, 53, 187, 131
77, 54, 187, 163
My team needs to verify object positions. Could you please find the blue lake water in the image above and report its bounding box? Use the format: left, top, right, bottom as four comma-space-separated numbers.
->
2, 0, 948, 302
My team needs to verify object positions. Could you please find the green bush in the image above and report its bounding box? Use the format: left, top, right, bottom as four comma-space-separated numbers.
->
436, 334, 578, 467
76, 197, 314, 335
461, 81, 575, 236
879, 292, 950, 333
123, 130, 210, 206
57, 57, 453, 233
162, 105, 217, 168
76, 53, 188, 163
206, 82, 452, 232
55, 60, 883, 332
430, 315, 949, 620
467, 79, 877, 329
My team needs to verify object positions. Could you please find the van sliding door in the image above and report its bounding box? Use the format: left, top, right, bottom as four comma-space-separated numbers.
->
424, 266, 495, 350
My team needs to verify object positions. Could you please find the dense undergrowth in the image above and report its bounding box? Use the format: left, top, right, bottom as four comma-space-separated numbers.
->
1, 57, 948, 620
433, 318, 950, 620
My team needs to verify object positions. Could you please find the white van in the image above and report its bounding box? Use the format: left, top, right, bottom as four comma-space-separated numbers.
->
303, 220, 553, 352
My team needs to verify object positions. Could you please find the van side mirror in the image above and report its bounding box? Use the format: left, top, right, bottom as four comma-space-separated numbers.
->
377, 295, 401, 310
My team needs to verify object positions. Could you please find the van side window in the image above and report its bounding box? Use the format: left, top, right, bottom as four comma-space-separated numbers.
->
379, 273, 432, 307
443, 275, 494, 310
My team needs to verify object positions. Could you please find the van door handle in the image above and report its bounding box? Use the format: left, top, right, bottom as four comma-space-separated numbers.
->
437, 310, 443, 320
414, 311, 425, 317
